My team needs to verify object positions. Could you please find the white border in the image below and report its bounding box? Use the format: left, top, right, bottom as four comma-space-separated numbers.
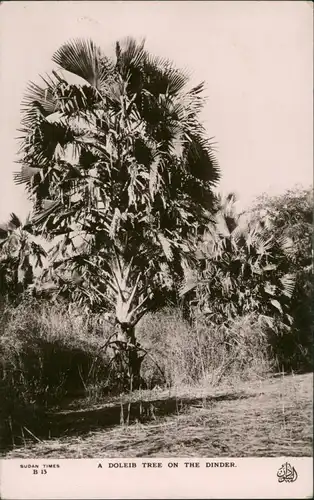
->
0, 457, 313, 499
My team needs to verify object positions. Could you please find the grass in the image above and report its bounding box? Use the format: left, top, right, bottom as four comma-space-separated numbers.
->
0, 301, 312, 458
3, 372, 312, 458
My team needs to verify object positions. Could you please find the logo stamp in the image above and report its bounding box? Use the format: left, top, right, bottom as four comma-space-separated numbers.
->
277, 462, 298, 483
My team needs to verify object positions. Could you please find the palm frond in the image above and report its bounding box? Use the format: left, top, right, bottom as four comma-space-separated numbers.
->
22, 79, 59, 116
0, 226, 8, 239
157, 233, 173, 261
13, 165, 41, 186
115, 36, 146, 74
8, 213, 22, 230
280, 273, 296, 298
215, 212, 231, 238
143, 53, 190, 97
270, 299, 283, 314
31, 200, 61, 225
52, 38, 110, 89
188, 81, 206, 97
184, 135, 220, 185
278, 235, 295, 256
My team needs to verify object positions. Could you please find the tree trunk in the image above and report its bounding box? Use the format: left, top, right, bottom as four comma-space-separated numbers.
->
118, 323, 145, 391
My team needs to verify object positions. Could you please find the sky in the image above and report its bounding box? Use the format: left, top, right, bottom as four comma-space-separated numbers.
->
0, 1, 312, 222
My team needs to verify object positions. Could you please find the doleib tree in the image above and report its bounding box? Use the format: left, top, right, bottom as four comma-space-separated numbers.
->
15, 38, 220, 388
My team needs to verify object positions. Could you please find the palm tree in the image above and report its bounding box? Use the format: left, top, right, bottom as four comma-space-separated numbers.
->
15, 37, 220, 388
0, 213, 46, 300
180, 194, 296, 329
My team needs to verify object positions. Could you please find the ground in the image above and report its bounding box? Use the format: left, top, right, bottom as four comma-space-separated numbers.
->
3, 372, 313, 458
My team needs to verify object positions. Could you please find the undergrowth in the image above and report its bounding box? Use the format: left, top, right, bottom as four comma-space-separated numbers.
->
0, 298, 308, 452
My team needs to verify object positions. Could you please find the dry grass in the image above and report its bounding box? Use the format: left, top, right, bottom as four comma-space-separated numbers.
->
137, 310, 274, 388
4, 372, 312, 458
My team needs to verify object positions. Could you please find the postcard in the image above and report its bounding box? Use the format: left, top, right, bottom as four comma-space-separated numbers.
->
0, 1, 312, 498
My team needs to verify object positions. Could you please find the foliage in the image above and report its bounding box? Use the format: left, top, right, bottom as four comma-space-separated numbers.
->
251, 187, 312, 272
180, 194, 296, 330
0, 213, 46, 301
250, 187, 313, 371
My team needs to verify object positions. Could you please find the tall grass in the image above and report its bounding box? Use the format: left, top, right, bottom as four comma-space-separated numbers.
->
0, 298, 115, 448
0, 299, 291, 451
136, 309, 274, 389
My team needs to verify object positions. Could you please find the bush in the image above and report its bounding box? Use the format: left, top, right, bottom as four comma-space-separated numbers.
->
136, 308, 274, 389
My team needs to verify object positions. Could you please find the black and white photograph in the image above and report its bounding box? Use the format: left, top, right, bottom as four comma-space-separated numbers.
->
0, 1, 313, 498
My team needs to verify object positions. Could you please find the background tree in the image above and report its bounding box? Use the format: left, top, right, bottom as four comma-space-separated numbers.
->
180, 193, 296, 331
15, 37, 220, 388
0, 213, 46, 301
250, 187, 313, 371
251, 187, 312, 271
